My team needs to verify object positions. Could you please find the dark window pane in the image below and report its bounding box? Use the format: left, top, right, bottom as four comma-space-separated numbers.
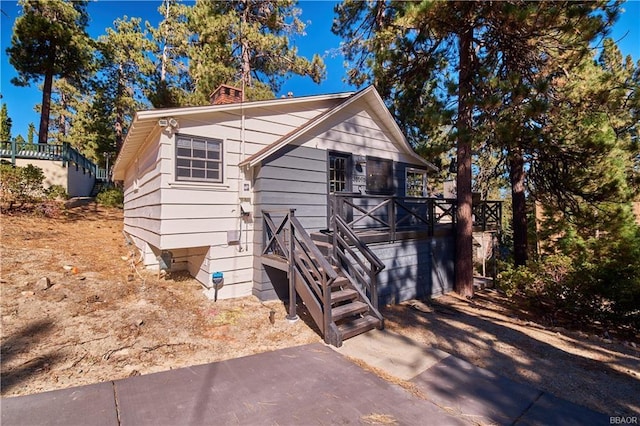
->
176, 135, 223, 182
367, 157, 393, 194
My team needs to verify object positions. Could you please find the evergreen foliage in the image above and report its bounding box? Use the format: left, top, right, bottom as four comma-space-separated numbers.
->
6, 0, 93, 145
26, 123, 35, 145
96, 187, 124, 209
0, 163, 46, 208
0, 104, 12, 142
146, 0, 192, 108
187, 0, 326, 104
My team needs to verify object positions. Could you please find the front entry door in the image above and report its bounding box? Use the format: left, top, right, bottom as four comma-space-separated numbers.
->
328, 152, 353, 227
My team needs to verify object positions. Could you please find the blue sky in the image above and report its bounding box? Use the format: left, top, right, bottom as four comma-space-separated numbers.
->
1, 0, 639, 139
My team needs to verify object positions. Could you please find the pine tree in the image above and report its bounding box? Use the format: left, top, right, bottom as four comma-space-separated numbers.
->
94, 17, 155, 153
48, 77, 84, 144
334, 1, 490, 297
0, 104, 12, 142
6, 0, 93, 145
333, 1, 620, 286
187, 0, 326, 104
533, 39, 640, 216
27, 123, 36, 145
146, 0, 192, 108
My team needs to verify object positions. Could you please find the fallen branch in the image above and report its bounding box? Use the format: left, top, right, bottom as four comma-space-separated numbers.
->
102, 343, 136, 360
70, 353, 87, 368
142, 343, 186, 352
41, 335, 110, 352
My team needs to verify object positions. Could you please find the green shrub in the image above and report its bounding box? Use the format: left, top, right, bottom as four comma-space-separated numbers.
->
499, 221, 640, 330
45, 184, 68, 200
96, 187, 123, 208
0, 163, 45, 208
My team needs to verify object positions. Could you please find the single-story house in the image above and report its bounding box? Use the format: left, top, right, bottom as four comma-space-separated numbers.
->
112, 85, 499, 345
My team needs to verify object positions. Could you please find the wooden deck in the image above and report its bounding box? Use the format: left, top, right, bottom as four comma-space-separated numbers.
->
0, 141, 107, 179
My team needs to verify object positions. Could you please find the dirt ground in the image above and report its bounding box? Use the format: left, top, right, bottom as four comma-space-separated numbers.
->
1, 205, 639, 417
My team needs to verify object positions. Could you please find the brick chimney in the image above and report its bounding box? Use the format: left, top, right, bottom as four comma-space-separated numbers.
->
209, 84, 244, 105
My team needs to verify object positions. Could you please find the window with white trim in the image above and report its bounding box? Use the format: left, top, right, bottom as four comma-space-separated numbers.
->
406, 168, 427, 197
175, 135, 223, 183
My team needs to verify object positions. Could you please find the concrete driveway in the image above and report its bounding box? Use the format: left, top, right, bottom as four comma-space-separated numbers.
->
2, 332, 608, 425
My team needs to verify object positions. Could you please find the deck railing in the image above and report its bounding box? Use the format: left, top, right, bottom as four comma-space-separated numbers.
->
330, 193, 501, 240
0, 141, 108, 180
332, 213, 384, 319
262, 209, 338, 338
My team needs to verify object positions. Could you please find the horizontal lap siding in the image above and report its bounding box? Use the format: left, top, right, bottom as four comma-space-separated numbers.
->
370, 236, 455, 304
300, 105, 419, 165
151, 103, 338, 297
253, 145, 328, 300
157, 104, 336, 246
123, 133, 164, 250
254, 145, 328, 232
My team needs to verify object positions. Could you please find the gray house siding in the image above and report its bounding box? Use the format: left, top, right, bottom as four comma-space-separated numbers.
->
252, 144, 328, 300
370, 235, 455, 305
340, 234, 455, 305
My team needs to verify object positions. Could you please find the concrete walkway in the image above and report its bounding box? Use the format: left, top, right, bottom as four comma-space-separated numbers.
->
335, 329, 610, 425
2, 333, 609, 425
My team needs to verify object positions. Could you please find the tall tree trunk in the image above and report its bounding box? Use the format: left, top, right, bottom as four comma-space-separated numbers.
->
160, 0, 170, 82
510, 146, 528, 266
38, 70, 53, 145
115, 68, 125, 153
455, 20, 474, 298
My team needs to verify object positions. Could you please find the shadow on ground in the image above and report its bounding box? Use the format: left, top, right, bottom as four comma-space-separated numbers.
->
1, 320, 62, 393
380, 290, 639, 417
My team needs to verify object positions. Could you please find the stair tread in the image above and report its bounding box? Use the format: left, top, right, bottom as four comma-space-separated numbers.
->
330, 288, 358, 303
332, 300, 368, 321
331, 276, 349, 288
338, 315, 380, 340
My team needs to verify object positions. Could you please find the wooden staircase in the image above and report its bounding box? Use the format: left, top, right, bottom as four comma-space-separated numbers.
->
261, 210, 384, 347
327, 266, 382, 345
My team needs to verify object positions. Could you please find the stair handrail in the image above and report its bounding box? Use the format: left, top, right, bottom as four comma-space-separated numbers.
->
262, 209, 338, 339
332, 213, 384, 318
289, 214, 338, 337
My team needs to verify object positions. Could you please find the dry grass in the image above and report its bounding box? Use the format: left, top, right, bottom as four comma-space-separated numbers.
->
1, 205, 320, 397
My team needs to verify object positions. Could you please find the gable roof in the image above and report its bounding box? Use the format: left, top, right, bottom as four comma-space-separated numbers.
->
112, 92, 353, 180
113, 86, 437, 180
239, 86, 437, 171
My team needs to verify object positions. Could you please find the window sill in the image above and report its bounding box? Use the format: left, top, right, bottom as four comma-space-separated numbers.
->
168, 181, 230, 191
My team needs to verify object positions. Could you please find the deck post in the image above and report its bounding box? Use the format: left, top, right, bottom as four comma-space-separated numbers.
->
428, 198, 435, 236
389, 197, 396, 242
286, 208, 299, 322
370, 267, 378, 311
